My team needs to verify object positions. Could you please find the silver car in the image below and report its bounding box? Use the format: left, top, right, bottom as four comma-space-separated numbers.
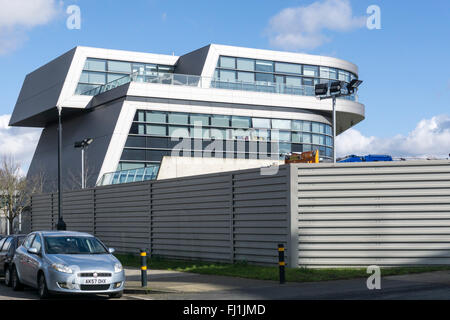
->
11, 231, 125, 299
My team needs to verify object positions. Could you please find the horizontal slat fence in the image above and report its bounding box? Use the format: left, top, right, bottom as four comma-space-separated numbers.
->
295, 161, 450, 267
29, 166, 289, 266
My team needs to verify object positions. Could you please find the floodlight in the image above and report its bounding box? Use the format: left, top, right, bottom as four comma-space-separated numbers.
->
314, 83, 328, 96
329, 81, 343, 95
347, 79, 363, 94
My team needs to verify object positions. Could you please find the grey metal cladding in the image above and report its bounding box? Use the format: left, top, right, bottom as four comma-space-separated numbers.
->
9, 47, 77, 127
174, 44, 211, 76
295, 161, 450, 267
27, 99, 125, 192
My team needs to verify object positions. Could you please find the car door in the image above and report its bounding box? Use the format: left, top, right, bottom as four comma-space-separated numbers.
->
16, 233, 35, 285
26, 234, 43, 288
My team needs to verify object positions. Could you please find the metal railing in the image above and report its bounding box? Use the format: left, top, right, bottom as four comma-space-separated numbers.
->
81, 72, 358, 101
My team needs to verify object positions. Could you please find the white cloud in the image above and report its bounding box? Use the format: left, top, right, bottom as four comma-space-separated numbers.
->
336, 115, 450, 159
0, 0, 61, 54
266, 0, 366, 50
0, 114, 42, 173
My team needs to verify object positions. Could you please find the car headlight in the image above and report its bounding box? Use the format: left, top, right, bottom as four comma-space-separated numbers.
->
51, 263, 73, 274
114, 263, 123, 273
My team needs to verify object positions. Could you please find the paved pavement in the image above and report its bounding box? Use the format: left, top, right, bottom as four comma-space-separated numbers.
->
124, 268, 450, 300
1, 268, 450, 300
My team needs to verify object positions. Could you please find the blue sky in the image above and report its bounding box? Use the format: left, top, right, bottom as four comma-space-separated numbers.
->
0, 0, 449, 167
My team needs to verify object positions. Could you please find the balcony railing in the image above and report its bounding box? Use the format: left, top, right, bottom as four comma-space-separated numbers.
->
81, 72, 358, 101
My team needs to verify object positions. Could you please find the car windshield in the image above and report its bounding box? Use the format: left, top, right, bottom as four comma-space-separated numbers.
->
44, 236, 108, 254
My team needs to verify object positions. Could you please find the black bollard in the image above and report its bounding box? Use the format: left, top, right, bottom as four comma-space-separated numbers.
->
278, 244, 285, 284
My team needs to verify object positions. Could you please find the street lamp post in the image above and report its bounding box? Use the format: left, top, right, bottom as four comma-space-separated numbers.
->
74, 138, 94, 189
314, 79, 363, 163
56, 107, 66, 231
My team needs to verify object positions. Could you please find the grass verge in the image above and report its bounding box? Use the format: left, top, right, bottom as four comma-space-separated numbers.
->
115, 253, 450, 283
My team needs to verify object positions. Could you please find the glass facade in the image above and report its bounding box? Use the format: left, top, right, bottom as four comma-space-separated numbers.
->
75, 58, 175, 95
118, 110, 334, 170
213, 56, 358, 100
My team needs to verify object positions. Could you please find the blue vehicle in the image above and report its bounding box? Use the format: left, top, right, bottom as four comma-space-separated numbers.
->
338, 154, 393, 163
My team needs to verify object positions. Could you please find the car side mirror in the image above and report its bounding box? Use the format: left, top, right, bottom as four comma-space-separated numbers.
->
108, 248, 115, 254
28, 247, 39, 255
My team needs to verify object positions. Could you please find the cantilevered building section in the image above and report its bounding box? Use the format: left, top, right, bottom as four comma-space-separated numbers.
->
10, 44, 365, 191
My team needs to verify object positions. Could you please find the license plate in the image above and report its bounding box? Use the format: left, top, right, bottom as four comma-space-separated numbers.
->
83, 278, 108, 285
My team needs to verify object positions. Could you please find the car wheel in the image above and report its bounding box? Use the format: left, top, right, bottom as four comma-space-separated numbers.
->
108, 291, 123, 299
4, 267, 11, 287
38, 273, 51, 299
11, 266, 23, 291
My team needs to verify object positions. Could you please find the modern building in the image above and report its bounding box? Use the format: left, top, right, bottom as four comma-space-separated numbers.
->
10, 44, 364, 191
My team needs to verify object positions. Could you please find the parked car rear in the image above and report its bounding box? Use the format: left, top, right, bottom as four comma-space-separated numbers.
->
0, 234, 26, 287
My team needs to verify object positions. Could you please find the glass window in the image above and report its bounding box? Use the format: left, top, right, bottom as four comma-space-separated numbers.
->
255, 60, 274, 72
121, 149, 146, 160
145, 64, 158, 76
146, 124, 166, 136
311, 122, 321, 133
272, 119, 291, 130
211, 115, 230, 127
312, 134, 321, 145
210, 128, 227, 140
119, 162, 146, 171
279, 131, 291, 142
31, 235, 42, 252
23, 234, 35, 249
251, 129, 270, 141
255, 73, 273, 83
107, 73, 125, 83
192, 126, 206, 139
338, 70, 350, 82
237, 71, 254, 83
0, 238, 5, 251
147, 137, 169, 149
303, 65, 319, 77
326, 136, 333, 146
158, 65, 174, 73
329, 68, 338, 80
220, 56, 236, 69
292, 132, 301, 143
320, 66, 330, 79
237, 58, 254, 71
232, 129, 251, 140
302, 121, 311, 132
1, 238, 12, 252
84, 58, 106, 72
138, 124, 145, 135
146, 150, 169, 162
168, 113, 189, 125
275, 62, 302, 74
252, 118, 271, 129
319, 123, 326, 134
82, 71, 106, 84
292, 120, 302, 131
286, 76, 302, 87
147, 111, 166, 123
326, 125, 332, 135
132, 63, 145, 75
303, 144, 312, 152
219, 70, 236, 82
125, 136, 146, 148
279, 143, 292, 154
190, 114, 209, 126
108, 60, 132, 73
302, 133, 312, 143
232, 116, 251, 128
169, 126, 189, 138
303, 77, 314, 86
